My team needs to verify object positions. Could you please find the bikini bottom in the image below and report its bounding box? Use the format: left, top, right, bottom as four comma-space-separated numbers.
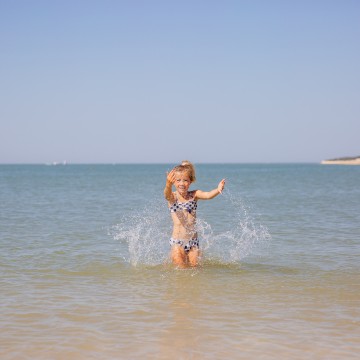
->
169, 238, 199, 253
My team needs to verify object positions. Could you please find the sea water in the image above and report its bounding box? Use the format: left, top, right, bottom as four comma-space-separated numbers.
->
0, 164, 359, 359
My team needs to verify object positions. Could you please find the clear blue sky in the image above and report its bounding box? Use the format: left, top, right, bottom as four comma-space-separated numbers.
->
1, 0, 359, 163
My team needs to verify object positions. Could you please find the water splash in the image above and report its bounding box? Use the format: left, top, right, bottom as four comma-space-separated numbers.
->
110, 199, 171, 266
110, 189, 271, 266
204, 188, 271, 263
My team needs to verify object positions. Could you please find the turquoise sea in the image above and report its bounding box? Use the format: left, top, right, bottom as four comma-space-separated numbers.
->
1, 164, 359, 359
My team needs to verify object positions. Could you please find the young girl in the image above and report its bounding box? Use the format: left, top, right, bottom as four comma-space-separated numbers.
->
164, 161, 225, 268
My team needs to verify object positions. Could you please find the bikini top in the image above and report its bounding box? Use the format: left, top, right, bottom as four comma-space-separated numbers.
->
169, 192, 197, 214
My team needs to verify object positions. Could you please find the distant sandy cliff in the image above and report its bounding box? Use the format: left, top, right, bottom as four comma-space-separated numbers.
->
321, 156, 360, 165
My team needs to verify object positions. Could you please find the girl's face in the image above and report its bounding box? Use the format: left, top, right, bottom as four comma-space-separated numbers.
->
174, 171, 191, 194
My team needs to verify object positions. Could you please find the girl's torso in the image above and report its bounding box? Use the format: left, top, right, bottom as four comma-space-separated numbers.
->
168, 191, 197, 240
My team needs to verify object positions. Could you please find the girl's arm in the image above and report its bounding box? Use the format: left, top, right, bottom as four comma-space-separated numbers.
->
164, 169, 176, 202
195, 179, 226, 200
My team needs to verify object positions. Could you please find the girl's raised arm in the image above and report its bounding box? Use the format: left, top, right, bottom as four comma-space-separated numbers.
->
195, 179, 226, 200
164, 169, 176, 202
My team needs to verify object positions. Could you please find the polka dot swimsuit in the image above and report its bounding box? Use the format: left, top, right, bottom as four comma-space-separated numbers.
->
169, 192, 197, 214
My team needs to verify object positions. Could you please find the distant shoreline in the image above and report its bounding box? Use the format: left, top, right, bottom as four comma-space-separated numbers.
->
321, 156, 360, 165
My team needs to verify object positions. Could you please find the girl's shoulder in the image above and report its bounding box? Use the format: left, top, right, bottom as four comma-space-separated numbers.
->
191, 189, 199, 199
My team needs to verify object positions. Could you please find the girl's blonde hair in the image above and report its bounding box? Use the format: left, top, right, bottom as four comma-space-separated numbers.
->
173, 160, 196, 183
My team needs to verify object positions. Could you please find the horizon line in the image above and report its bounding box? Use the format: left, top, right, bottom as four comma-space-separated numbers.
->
0, 161, 321, 165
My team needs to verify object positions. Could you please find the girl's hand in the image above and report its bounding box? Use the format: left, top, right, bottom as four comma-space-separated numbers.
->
164, 169, 176, 201
217, 179, 226, 194
166, 169, 176, 185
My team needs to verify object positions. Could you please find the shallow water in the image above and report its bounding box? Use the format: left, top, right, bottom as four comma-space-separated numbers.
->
1, 164, 359, 359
